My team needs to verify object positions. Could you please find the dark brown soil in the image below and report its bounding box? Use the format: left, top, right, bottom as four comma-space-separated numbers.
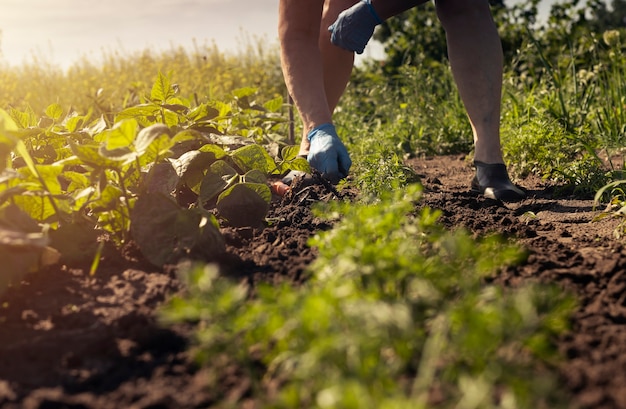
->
1, 154, 625, 409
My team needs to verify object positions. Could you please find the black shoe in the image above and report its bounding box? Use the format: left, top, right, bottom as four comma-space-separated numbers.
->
471, 161, 526, 201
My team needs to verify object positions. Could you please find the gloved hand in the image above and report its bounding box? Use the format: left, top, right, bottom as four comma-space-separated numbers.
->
328, 0, 382, 54
307, 123, 352, 184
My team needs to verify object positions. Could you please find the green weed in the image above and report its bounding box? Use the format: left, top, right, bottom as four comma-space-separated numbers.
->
594, 179, 626, 238
161, 185, 575, 408
500, 110, 607, 196
593, 29, 626, 150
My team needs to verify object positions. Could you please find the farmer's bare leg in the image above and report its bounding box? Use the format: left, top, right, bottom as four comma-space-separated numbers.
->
279, 0, 356, 157
319, 0, 357, 120
436, 0, 504, 164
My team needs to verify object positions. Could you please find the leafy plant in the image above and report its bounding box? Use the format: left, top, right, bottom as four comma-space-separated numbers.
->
593, 29, 626, 150
593, 179, 626, 238
0, 73, 308, 284
169, 142, 305, 228
500, 111, 608, 195
161, 185, 575, 408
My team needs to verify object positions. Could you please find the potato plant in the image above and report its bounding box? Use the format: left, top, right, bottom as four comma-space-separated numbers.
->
0, 73, 308, 291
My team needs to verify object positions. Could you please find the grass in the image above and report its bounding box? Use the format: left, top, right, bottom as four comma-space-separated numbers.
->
0, 38, 285, 118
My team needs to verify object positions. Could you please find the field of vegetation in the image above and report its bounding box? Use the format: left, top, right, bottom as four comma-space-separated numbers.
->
2, 0, 626, 408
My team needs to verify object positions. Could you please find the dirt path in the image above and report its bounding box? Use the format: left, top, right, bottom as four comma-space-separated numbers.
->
410, 155, 626, 409
1, 154, 625, 408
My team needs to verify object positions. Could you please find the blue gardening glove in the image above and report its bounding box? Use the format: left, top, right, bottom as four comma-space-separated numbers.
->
307, 123, 352, 184
328, 0, 382, 54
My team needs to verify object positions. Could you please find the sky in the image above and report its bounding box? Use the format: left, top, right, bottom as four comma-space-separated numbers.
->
0, 0, 559, 70
0, 0, 279, 68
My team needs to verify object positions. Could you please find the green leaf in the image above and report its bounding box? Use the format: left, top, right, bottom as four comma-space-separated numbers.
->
97, 118, 139, 150
171, 129, 202, 144
169, 130, 204, 157
162, 109, 183, 128
135, 124, 172, 155
70, 142, 124, 169
264, 96, 284, 113
0, 109, 19, 132
216, 183, 270, 228
188, 104, 220, 122
230, 144, 277, 174
12, 138, 39, 179
71, 186, 96, 212
114, 104, 160, 123
243, 169, 267, 184
246, 182, 272, 203
31, 164, 64, 195
133, 123, 175, 167
99, 146, 135, 164
197, 160, 240, 203
45, 103, 63, 120
130, 192, 225, 266
0, 185, 27, 206
142, 134, 173, 166
8, 107, 35, 129
49, 220, 101, 265
96, 198, 131, 240
171, 150, 220, 194
89, 184, 123, 212
208, 100, 232, 118
276, 149, 310, 174
12, 191, 58, 223
232, 87, 258, 99
63, 112, 87, 133
210, 160, 239, 183
199, 172, 229, 204
151, 71, 175, 103
51, 155, 83, 169
287, 156, 310, 173
85, 115, 108, 136
198, 143, 227, 159
594, 179, 626, 205
281, 145, 301, 162
162, 104, 189, 115
0, 110, 18, 169
145, 162, 179, 196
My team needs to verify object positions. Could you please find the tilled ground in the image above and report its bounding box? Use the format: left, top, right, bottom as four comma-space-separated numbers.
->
0, 154, 624, 408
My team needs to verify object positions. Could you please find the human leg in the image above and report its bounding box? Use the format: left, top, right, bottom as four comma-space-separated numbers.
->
320, 0, 357, 114
278, 0, 332, 138
435, 0, 504, 165
278, 0, 353, 182
279, 0, 354, 153
329, 0, 506, 166
436, 0, 525, 200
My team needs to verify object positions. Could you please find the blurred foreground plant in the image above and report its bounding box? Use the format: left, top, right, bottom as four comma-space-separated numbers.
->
161, 185, 575, 409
